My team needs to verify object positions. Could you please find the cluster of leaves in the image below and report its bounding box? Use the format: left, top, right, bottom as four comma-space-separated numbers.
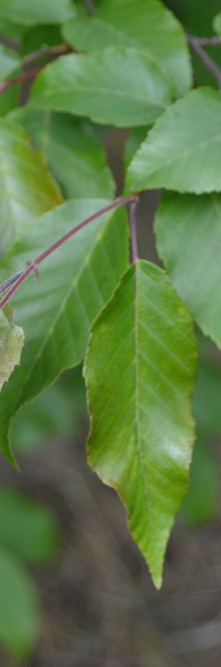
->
0, 0, 221, 642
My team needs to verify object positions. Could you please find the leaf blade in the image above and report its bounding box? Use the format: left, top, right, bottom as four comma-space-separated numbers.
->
0, 198, 129, 460
0, 0, 76, 25
62, 0, 191, 97
154, 191, 221, 348
126, 88, 221, 195
9, 109, 115, 199
84, 260, 197, 587
0, 118, 62, 257
28, 47, 174, 127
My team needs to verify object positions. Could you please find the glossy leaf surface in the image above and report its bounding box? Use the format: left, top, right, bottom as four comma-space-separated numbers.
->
0, 546, 39, 657
9, 109, 115, 199
155, 191, 221, 348
62, 0, 191, 97
29, 48, 174, 127
0, 199, 128, 460
84, 260, 197, 587
0, 0, 76, 25
0, 303, 24, 390
0, 118, 62, 257
126, 88, 221, 194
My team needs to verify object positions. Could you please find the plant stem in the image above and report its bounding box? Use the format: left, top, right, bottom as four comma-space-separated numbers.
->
83, 0, 96, 14
129, 200, 139, 263
195, 36, 220, 47
23, 43, 71, 66
0, 68, 42, 95
187, 34, 221, 87
0, 196, 138, 310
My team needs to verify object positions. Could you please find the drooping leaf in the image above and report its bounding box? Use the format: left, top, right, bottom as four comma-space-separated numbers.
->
213, 12, 221, 38
126, 88, 221, 195
28, 48, 174, 127
181, 437, 218, 526
62, 0, 191, 98
84, 260, 197, 588
0, 487, 59, 563
0, 303, 24, 390
0, 0, 76, 26
0, 118, 62, 257
0, 546, 39, 657
154, 191, 221, 348
0, 199, 128, 460
9, 109, 115, 199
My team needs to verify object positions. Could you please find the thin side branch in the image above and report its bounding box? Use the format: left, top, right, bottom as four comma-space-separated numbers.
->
23, 43, 71, 66
188, 35, 221, 47
0, 67, 42, 95
0, 196, 138, 310
187, 34, 221, 87
82, 0, 96, 14
129, 200, 139, 263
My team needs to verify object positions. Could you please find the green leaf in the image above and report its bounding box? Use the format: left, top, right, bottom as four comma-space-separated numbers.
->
123, 127, 149, 170
0, 43, 20, 81
9, 109, 115, 199
213, 12, 221, 38
0, 303, 24, 390
0, 118, 62, 257
0, 546, 39, 657
28, 47, 174, 127
0, 0, 76, 26
181, 437, 218, 526
62, 0, 191, 98
126, 88, 221, 195
154, 191, 221, 348
0, 199, 128, 461
84, 260, 197, 588
0, 487, 59, 563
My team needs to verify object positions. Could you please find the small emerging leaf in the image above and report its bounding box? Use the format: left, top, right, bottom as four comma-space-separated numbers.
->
84, 260, 197, 587
0, 303, 24, 390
